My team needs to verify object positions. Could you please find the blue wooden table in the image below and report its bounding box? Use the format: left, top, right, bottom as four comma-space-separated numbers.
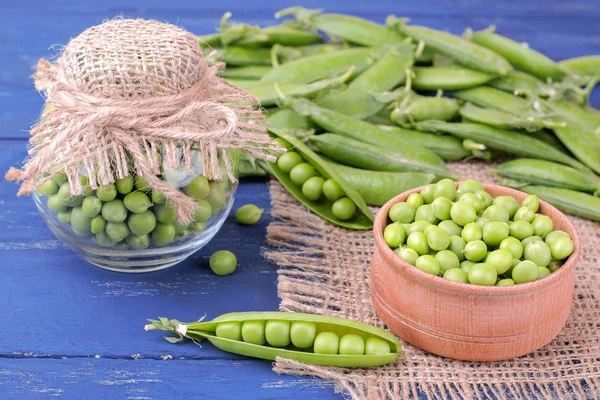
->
1, 1, 598, 398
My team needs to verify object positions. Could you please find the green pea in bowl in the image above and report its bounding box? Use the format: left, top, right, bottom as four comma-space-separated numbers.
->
34, 152, 236, 273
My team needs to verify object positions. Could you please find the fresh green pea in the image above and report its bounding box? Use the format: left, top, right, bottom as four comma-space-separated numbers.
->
438, 220, 462, 237
420, 184, 436, 204
313, 332, 340, 355
302, 176, 325, 201
482, 222, 509, 246
96, 184, 117, 201
290, 321, 317, 349
475, 217, 489, 229
415, 254, 441, 276
545, 230, 571, 248
389, 203, 416, 224
468, 263, 497, 286
448, 235, 466, 261
57, 184, 84, 207
42, 179, 59, 196
338, 334, 365, 355
531, 215, 553, 239
433, 179, 456, 200
384, 223, 406, 248
277, 152, 304, 173
550, 236, 574, 260
152, 190, 166, 205
123, 192, 152, 214
486, 249, 513, 275
209, 250, 237, 276
407, 231, 429, 255
427, 227, 450, 251
431, 197, 452, 221
407, 220, 431, 234
134, 176, 151, 192
195, 199, 213, 223
82, 196, 103, 218
459, 192, 484, 213
497, 278, 515, 286
436, 249, 460, 273
70, 207, 93, 237
512, 260, 539, 284
173, 220, 190, 235
458, 180, 484, 194
115, 177, 134, 195
236, 204, 264, 225
524, 241, 552, 267
57, 209, 71, 225
289, 163, 316, 186
475, 191, 493, 210
53, 173, 67, 186
152, 223, 176, 246
322, 179, 345, 202
406, 193, 425, 210
216, 321, 242, 341
265, 320, 291, 348
464, 240, 487, 262
331, 197, 356, 220
95, 231, 117, 247
394, 246, 419, 265
519, 185, 600, 222
482, 205, 509, 223
365, 337, 391, 355
101, 199, 127, 223
537, 267, 552, 280
91, 215, 106, 234
514, 207, 535, 223
493, 196, 519, 218
443, 268, 469, 283
462, 222, 482, 242
190, 221, 207, 232
47, 195, 67, 213
126, 234, 151, 250
500, 236, 523, 260
460, 260, 475, 274
105, 221, 130, 242
521, 235, 543, 248
509, 220, 534, 240
184, 176, 210, 200
548, 259, 563, 273
128, 210, 157, 236
450, 201, 477, 226
241, 320, 266, 346
154, 202, 177, 224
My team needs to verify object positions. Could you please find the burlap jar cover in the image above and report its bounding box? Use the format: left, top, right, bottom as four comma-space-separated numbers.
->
6, 18, 282, 223
265, 160, 600, 400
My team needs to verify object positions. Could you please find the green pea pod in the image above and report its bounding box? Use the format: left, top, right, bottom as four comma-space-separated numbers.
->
237, 152, 270, 178
412, 66, 495, 91
377, 125, 471, 161
219, 66, 272, 80
226, 79, 264, 90
316, 88, 391, 120
536, 98, 600, 135
525, 130, 571, 155
309, 133, 458, 180
266, 108, 316, 130
469, 26, 566, 81
459, 103, 565, 132
349, 43, 414, 92
146, 311, 402, 368
275, 43, 347, 64
414, 121, 585, 170
328, 161, 435, 206
277, 7, 405, 48
212, 46, 272, 66
286, 98, 453, 178
548, 123, 600, 175
452, 86, 531, 116
234, 24, 323, 47
364, 112, 395, 126
487, 70, 549, 96
500, 184, 600, 221
492, 159, 600, 193
387, 17, 512, 76
269, 129, 374, 229
260, 47, 377, 84
559, 55, 600, 84
247, 67, 354, 107
391, 89, 460, 125
197, 33, 223, 48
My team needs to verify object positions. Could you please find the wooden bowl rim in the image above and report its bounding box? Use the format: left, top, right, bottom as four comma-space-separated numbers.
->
373, 182, 581, 297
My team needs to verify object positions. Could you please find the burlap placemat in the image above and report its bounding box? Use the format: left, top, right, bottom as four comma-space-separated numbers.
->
264, 159, 600, 400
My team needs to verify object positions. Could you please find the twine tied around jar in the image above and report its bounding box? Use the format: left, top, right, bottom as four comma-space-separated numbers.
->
5, 18, 284, 223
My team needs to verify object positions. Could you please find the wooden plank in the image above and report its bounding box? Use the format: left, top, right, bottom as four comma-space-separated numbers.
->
0, 358, 336, 399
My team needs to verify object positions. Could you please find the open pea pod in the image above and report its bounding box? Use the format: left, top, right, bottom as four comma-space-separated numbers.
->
146, 312, 402, 368
268, 128, 374, 230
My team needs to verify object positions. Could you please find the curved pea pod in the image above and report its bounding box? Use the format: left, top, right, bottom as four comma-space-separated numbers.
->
309, 133, 458, 180
549, 123, 600, 175
391, 90, 460, 125
414, 120, 585, 170
469, 26, 567, 81
212, 46, 272, 66
559, 55, 600, 84
492, 159, 600, 193
499, 184, 600, 222
452, 86, 532, 116
277, 7, 405, 48
219, 66, 272, 80
488, 70, 549, 95
459, 103, 565, 132
266, 109, 316, 131
286, 98, 453, 178
247, 67, 354, 107
412, 66, 495, 91
377, 124, 471, 160
349, 43, 414, 92
234, 24, 323, 47
328, 161, 435, 206
260, 47, 377, 84
269, 129, 374, 229
146, 312, 402, 368
387, 17, 512, 76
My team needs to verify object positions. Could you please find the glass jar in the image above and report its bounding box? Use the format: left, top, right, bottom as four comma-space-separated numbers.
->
33, 150, 236, 273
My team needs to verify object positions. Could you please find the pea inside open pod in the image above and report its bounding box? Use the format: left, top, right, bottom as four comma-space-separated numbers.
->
146, 311, 402, 368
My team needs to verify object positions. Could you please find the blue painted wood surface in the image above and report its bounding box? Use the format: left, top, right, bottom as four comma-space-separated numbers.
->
1, 1, 598, 398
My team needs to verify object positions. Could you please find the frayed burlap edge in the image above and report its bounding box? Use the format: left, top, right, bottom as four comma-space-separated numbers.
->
264, 160, 600, 400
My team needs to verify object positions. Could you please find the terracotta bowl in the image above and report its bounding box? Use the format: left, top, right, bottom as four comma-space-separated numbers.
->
370, 183, 581, 362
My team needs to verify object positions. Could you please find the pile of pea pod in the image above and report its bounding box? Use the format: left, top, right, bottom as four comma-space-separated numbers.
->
200, 7, 600, 227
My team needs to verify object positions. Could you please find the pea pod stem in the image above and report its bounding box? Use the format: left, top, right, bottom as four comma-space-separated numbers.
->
387, 17, 512, 76
414, 120, 585, 170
